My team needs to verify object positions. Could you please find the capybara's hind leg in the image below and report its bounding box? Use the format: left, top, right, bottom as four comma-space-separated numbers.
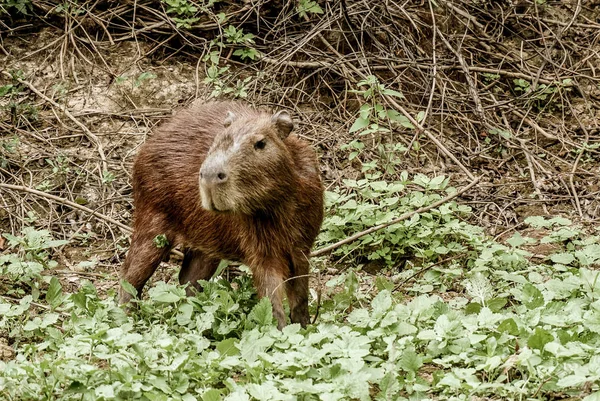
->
119, 229, 172, 304
286, 250, 310, 327
179, 249, 220, 295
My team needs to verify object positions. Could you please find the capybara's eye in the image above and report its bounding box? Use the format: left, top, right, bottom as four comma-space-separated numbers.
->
254, 139, 266, 150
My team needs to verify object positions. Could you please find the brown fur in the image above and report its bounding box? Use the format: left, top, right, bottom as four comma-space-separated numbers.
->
120, 101, 324, 329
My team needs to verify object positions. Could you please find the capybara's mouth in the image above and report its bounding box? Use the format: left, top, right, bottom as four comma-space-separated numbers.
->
210, 202, 230, 213
201, 190, 231, 213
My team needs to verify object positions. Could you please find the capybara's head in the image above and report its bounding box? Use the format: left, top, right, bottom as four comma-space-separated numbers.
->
199, 109, 295, 214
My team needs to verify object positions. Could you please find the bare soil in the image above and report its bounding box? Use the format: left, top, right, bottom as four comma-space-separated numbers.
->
1, 0, 600, 295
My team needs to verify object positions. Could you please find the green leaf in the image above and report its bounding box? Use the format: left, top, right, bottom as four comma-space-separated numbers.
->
497, 318, 519, 335
372, 290, 392, 319
527, 327, 554, 351
551, 252, 575, 265
153, 234, 169, 248
202, 389, 222, 401
119, 279, 137, 297
95, 384, 115, 399
524, 216, 550, 228
248, 297, 274, 327
583, 392, 600, 401
350, 116, 370, 133
0, 84, 14, 97
556, 374, 589, 388
428, 175, 446, 189
46, 276, 63, 309
381, 88, 404, 98
148, 282, 184, 303
465, 302, 482, 315
487, 298, 507, 312
521, 283, 544, 309
506, 232, 526, 247
399, 349, 423, 373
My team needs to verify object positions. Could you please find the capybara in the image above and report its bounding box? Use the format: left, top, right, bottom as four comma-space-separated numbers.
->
119, 100, 324, 329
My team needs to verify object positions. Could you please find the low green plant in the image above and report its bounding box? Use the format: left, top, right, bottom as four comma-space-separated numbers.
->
349, 75, 417, 135
513, 78, 572, 112
223, 25, 259, 61
318, 172, 478, 268
0, 0, 32, 15
296, 0, 323, 18
115, 71, 157, 89
0, 136, 19, 168
161, 0, 219, 28
2, 210, 600, 399
202, 50, 254, 98
0, 228, 68, 294
53, 1, 85, 16
1, 71, 38, 126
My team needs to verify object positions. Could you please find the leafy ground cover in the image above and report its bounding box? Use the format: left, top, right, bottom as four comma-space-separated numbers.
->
2, 177, 600, 400
2, 1, 600, 400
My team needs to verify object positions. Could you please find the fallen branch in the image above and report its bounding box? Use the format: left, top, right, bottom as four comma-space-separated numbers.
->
311, 177, 481, 257
1, 71, 108, 175
0, 183, 185, 258
0, 183, 129, 232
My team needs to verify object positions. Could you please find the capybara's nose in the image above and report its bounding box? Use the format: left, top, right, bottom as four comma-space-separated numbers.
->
200, 165, 228, 185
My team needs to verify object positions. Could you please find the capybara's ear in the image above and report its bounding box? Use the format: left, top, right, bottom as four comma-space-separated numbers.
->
224, 111, 237, 127
271, 110, 294, 138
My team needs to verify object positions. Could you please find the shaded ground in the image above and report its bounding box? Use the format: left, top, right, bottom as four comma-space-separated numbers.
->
1, 0, 600, 295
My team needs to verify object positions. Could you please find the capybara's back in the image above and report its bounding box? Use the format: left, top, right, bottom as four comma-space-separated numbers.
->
120, 101, 324, 329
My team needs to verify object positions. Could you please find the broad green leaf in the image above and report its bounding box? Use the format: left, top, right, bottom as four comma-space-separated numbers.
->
202, 389, 223, 401
350, 116, 370, 133
120, 279, 138, 297
217, 338, 239, 356
506, 232, 526, 248
399, 349, 423, 373
46, 276, 63, 308
521, 283, 544, 309
551, 253, 575, 265
487, 298, 507, 312
527, 328, 554, 351
584, 392, 600, 401
248, 297, 274, 327
556, 374, 589, 388
497, 318, 519, 335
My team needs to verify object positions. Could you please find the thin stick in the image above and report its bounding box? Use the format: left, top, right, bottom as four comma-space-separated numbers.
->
0, 183, 184, 258
311, 177, 481, 257
1, 71, 108, 174
0, 183, 130, 232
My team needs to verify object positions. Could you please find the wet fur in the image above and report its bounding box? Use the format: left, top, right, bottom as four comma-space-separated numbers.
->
120, 101, 324, 329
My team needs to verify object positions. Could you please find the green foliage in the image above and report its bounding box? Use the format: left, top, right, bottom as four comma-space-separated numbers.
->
202, 53, 254, 98
115, 71, 157, 89
350, 75, 413, 136
513, 78, 572, 112
0, 0, 32, 15
2, 185, 600, 400
319, 172, 479, 267
297, 0, 323, 19
0, 228, 68, 297
153, 234, 170, 248
160, 0, 219, 28
1, 71, 38, 126
163, 0, 198, 16
0, 135, 19, 168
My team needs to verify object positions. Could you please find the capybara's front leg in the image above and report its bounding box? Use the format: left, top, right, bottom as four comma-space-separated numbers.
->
286, 250, 311, 327
119, 230, 172, 304
253, 262, 287, 329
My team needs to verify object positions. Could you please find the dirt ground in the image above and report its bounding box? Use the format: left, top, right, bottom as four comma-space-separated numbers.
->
1, 0, 600, 295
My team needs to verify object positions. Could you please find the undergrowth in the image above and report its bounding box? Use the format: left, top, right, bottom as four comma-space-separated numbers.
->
2, 174, 600, 401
